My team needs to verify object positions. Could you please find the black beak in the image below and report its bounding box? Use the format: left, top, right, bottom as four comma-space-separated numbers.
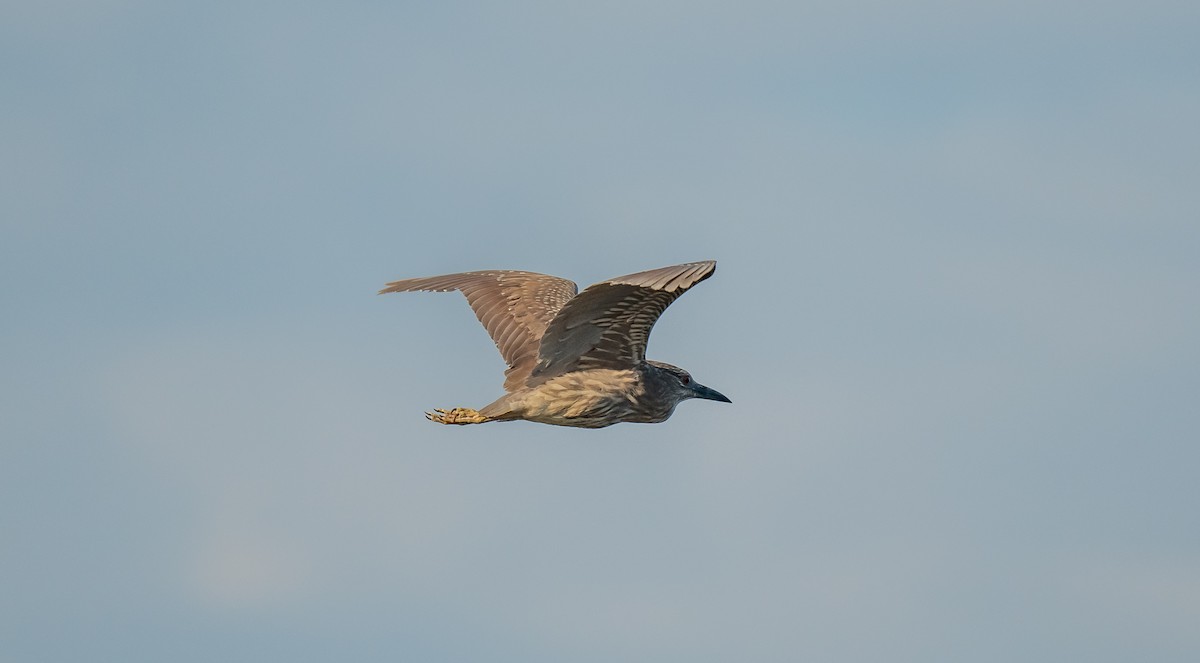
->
692, 383, 732, 403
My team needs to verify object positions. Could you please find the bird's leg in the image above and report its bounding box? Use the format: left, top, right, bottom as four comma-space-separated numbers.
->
426, 407, 491, 425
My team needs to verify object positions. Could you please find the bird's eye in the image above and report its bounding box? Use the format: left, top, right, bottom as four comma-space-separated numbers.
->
680, 375, 691, 385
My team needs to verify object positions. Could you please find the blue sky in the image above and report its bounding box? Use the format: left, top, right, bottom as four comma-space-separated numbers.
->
3, 1, 1198, 661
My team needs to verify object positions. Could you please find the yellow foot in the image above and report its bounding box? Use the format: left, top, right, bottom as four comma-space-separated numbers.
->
426, 407, 490, 425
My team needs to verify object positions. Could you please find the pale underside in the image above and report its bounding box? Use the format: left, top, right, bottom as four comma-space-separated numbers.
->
481, 368, 653, 428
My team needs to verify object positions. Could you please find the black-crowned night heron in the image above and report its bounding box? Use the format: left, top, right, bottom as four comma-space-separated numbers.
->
379, 260, 730, 428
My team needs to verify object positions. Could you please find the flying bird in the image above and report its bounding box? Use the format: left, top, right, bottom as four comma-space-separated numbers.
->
379, 261, 730, 428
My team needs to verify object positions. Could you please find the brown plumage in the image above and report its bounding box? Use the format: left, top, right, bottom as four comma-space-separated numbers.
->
379, 261, 730, 428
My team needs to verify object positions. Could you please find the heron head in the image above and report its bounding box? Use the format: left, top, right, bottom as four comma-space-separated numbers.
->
647, 360, 731, 405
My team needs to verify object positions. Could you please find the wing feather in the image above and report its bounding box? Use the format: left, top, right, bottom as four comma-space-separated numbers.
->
530, 261, 716, 381
379, 270, 578, 391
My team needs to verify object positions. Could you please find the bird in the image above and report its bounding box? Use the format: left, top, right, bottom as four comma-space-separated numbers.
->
379, 260, 730, 428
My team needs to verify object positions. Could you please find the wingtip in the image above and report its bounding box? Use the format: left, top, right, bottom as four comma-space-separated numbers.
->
603, 260, 719, 292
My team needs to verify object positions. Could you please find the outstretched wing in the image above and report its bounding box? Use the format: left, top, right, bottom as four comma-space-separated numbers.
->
379, 270, 579, 392
530, 261, 716, 382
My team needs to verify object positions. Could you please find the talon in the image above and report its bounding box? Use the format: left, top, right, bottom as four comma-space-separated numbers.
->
425, 406, 489, 425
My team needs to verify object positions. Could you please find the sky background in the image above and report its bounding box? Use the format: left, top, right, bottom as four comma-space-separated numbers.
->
3, 1, 1199, 661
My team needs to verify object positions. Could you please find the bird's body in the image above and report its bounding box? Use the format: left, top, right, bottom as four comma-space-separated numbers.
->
482, 367, 648, 428
380, 261, 729, 428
